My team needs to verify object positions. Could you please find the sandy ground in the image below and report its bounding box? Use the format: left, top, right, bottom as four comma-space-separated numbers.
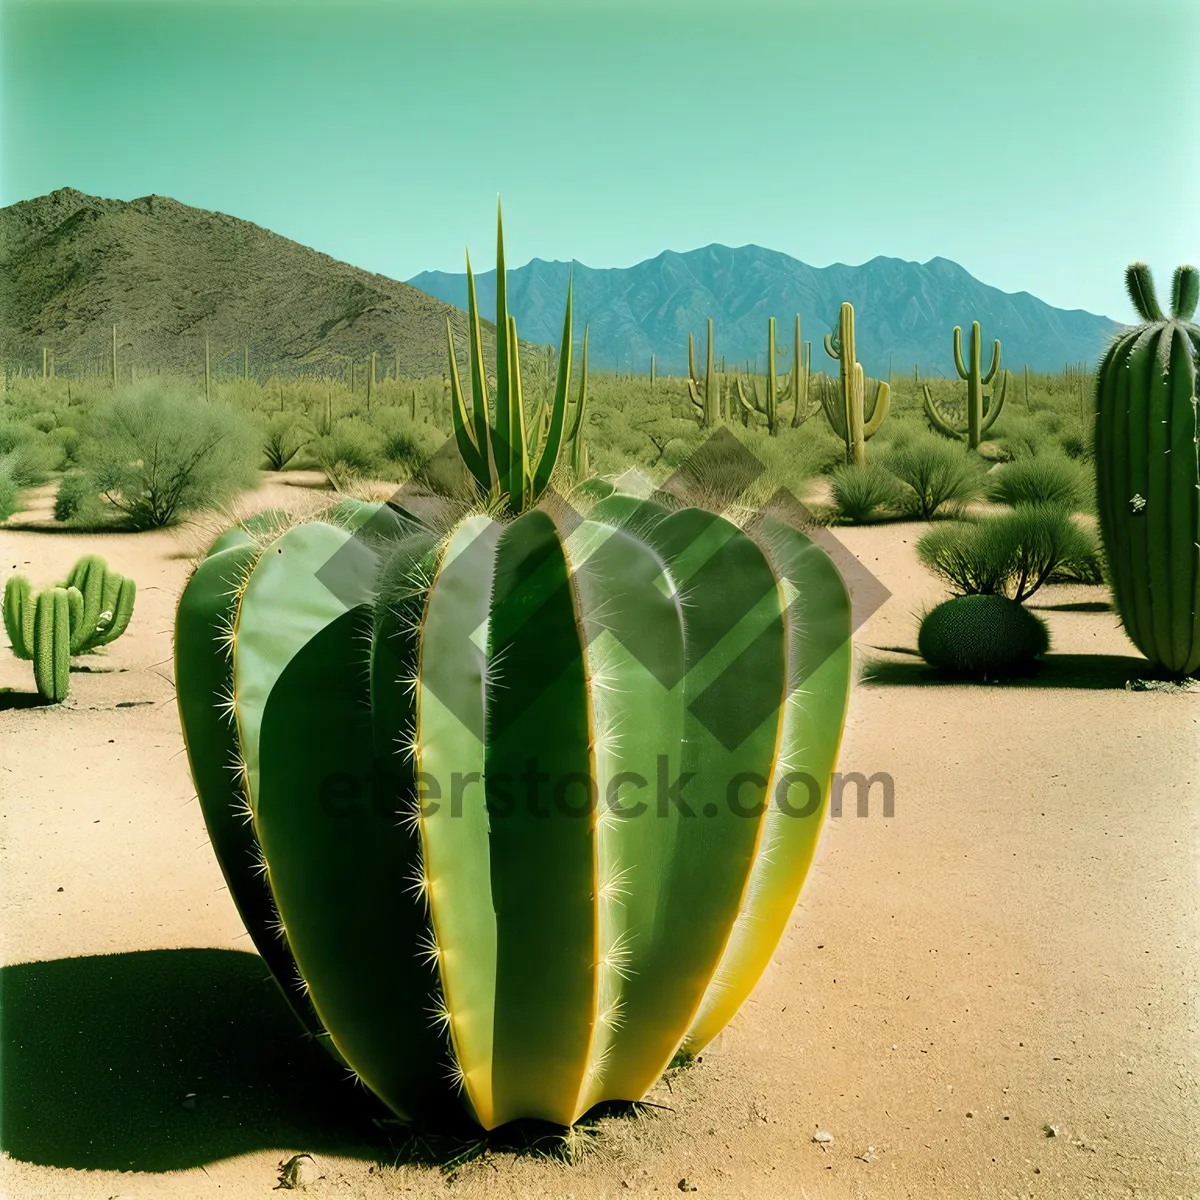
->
2, 475, 1198, 1200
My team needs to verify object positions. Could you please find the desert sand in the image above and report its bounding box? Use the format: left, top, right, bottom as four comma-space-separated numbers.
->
2, 474, 1197, 1200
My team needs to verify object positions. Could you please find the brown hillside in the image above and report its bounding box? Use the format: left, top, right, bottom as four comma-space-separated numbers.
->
0, 188, 491, 379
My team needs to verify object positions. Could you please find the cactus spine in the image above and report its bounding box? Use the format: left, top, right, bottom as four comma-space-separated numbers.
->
1094, 261, 1200, 676
821, 302, 890, 464
923, 322, 1004, 448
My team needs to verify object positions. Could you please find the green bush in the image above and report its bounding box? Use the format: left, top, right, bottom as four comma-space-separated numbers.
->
883, 433, 982, 519
79, 386, 260, 530
313, 418, 384, 489
917, 504, 1097, 601
1056, 417, 1092, 461
830, 461, 907, 523
260, 412, 311, 471
1, 439, 59, 488
985, 451, 1090, 510
370, 409, 441, 472
918, 594, 1049, 680
0, 462, 22, 522
53, 472, 111, 525
0, 419, 37, 455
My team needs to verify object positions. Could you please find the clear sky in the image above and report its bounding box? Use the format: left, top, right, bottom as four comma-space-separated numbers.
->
2, 0, 1196, 320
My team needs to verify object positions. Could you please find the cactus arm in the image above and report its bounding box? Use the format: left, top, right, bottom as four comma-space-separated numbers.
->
823, 330, 840, 360
687, 377, 704, 418
254, 602, 451, 1120
564, 515, 688, 1115
982, 338, 1001, 386
684, 517, 851, 1052
485, 510, 597, 1128
1125, 262, 1165, 322
446, 320, 488, 490
980, 369, 1007, 435
531, 279, 574, 499
66, 585, 83, 647
735, 375, 756, 417
4, 575, 33, 660
1170, 265, 1199, 321
952, 325, 968, 380
33, 587, 70, 702
409, 515, 504, 1128
922, 383, 966, 440
688, 332, 697, 384
863, 378, 891, 438
91, 577, 135, 647
71, 556, 106, 652
174, 543, 325, 1038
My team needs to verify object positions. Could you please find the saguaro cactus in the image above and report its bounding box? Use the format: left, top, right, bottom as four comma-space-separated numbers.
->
923, 322, 1004, 448
175, 206, 855, 1133
821, 302, 890, 464
735, 316, 814, 434
1095, 261, 1200, 676
687, 321, 720, 427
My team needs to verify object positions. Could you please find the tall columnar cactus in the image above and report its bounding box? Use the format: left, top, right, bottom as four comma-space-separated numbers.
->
923, 322, 1004, 448
175, 207, 855, 1132
821, 302, 890, 464
687, 321, 720, 427
1095, 261, 1200, 676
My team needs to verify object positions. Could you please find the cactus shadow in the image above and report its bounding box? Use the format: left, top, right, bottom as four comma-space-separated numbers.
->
0, 948, 393, 1172
861, 652, 1170, 690
0, 688, 56, 710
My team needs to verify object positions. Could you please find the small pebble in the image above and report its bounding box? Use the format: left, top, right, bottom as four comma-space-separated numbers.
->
813, 1130, 834, 1145
1044, 1124, 1058, 1137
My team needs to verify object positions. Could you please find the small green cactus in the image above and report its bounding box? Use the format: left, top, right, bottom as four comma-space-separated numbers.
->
923, 322, 1005, 448
4, 556, 136, 701
821, 302, 890, 464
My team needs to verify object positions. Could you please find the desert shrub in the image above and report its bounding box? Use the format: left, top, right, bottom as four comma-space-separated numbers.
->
1056, 416, 1092, 461
1, 438, 59, 487
79, 387, 260, 530
985, 451, 1090, 510
313, 418, 384, 489
260, 412, 311, 471
917, 504, 1096, 601
0, 462, 22, 522
370, 409, 442, 473
918, 594, 1049, 680
830, 461, 907, 523
52, 424, 83, 466
0, 419, 37, 455
52, 471, 110, 526
882, 433, 982, 519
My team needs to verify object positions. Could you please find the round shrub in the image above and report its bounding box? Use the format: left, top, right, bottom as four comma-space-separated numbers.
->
918, 594, 1049, 679
985, 451, 1090, 510
662, 437, 691, 468
830, 461, 906, 523
54, 472, 94, 522
882, 433, 982, 519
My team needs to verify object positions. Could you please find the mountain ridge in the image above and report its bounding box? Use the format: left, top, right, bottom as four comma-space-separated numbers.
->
1, 189, 1121, 381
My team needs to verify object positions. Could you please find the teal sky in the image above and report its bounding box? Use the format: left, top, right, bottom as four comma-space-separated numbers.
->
2, 0, 1196, 319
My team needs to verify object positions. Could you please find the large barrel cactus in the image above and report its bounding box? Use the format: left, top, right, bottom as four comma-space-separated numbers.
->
174, 207, 854, 1130
1095, 262, 1200, 675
